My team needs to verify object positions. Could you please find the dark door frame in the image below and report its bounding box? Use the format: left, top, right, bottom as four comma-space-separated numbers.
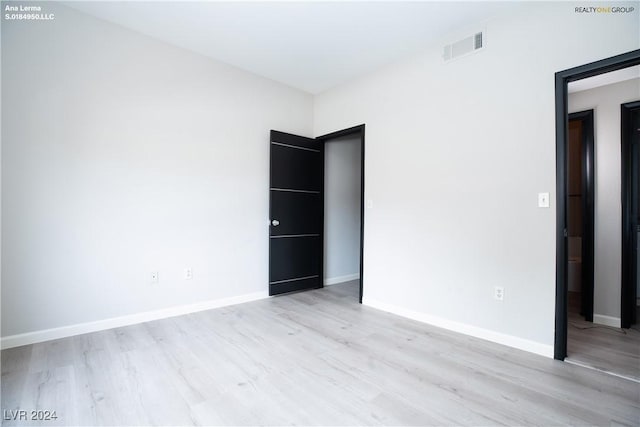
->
621, 101, 640, 328
568, 110, 595, 322
317, 124, 366, 303
554, 49, 640, 360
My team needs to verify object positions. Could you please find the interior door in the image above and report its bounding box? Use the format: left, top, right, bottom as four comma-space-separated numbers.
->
632, 108, 639, 326
269, 130, 323, 296
568, 112, 595, 322
627, 108, 639, 326
622, 102, 640, 328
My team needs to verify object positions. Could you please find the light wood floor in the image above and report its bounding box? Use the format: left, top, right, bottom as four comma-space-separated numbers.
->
567, 291, 640, 382
2, 281, 639, 426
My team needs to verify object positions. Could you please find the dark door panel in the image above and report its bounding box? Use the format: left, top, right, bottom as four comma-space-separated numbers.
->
269, 236, 321, 283
621, 102, 640, 328
270, 144, 322, 192
269, 130, 323, 296
270, 277, 321, 296
568, 111, 595, 322
270, 191, 321, 236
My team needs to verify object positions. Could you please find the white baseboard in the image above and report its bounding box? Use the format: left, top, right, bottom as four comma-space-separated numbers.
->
1, 291, 269, 350
324, 273, 360, 286
593, 314, 621, 328
363, 298, 554, 358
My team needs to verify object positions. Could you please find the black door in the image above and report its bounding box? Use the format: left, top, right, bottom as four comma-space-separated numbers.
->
269, 130, 323, 296
621, 102, 640, 328
567, 112, 595, 322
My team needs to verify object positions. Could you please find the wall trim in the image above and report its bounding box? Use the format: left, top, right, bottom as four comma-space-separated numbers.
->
593, 314, 621, 328
324, 273, 360, 286
363, 298, 554, 358
1, 291, 270, 350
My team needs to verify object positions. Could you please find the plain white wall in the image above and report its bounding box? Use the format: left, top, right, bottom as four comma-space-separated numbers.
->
324, 135, 361, 284
1, 3, 313, 338
569, 78, 640, 324
314, 2, 639, 350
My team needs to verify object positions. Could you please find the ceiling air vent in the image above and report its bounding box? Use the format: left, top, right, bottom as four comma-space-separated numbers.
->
443, 31, 484, 62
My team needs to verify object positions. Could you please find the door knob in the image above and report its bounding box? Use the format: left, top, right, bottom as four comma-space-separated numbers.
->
271, 219, 280, 226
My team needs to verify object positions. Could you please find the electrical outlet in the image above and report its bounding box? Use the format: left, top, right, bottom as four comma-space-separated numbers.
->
151, 271, 159, 284
494, 286, 504, 301
184, 268, 193, 280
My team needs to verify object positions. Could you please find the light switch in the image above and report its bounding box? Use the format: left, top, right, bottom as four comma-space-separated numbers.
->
366, 199, 373, 209
538, 192, 550, 208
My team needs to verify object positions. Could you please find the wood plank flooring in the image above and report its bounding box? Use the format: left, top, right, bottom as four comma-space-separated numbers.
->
2, 281, 639, 426
567, 291, 640, 382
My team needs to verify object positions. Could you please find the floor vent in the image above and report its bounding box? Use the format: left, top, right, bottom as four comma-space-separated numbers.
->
443, 31, 484, 62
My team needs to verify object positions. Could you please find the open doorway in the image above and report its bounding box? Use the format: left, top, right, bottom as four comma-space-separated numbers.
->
621, 100, 640, 330
566, 110, 594, 326
318, 125, 365, 303
566, 80, 640, 380
322, 134, 362, 302
268, 125, 365, 302
555, 49, 640, 381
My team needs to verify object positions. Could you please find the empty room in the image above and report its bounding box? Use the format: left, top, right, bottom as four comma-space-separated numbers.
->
1, 1, 639, 426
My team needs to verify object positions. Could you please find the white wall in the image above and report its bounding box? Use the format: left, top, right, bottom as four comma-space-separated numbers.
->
1, 4, 313, 341
569, 78, 640, 325
324, 135, 361, 285
314, 2, 639, 355
2, 1, 639, 356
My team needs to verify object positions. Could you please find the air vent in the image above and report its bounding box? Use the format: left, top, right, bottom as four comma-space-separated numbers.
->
443, 31, 484, 62
474, 32, 483, 49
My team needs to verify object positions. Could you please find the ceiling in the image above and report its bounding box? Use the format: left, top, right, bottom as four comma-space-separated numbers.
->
65, 1, 520, 94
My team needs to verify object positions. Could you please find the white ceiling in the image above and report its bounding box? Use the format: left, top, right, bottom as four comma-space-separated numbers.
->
65, 1, 519, 94
568, 65, 640, 93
